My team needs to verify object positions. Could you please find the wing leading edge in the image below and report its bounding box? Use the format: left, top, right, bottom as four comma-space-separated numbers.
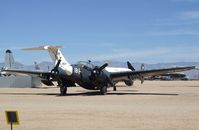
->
3, 69, 50, 77
110, 66, 196, 79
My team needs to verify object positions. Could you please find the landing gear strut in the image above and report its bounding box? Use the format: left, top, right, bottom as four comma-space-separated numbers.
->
113, 85, 117, 91
100, 86, 107, 95
60, 86, 67, 96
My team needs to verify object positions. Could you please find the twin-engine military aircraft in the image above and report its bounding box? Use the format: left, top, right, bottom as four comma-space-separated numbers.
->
3, 46, 196, 95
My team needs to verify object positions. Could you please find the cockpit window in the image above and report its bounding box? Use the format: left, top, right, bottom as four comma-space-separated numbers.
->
77, 61, 94, 69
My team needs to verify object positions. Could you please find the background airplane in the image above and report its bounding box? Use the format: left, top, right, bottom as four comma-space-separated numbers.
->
3, 45, 196, 95
0, 49, 15, 76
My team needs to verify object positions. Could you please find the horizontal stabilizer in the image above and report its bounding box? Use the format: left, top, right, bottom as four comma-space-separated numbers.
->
22, 45, 63, 51
21, 45, 73, 75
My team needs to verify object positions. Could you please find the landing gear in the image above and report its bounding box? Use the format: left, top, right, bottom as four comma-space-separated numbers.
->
113, 85, 117, 91
100, 86, 107, 95
60, 86, 67, 96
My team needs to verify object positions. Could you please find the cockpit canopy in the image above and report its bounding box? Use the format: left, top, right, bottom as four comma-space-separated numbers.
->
77, 61, 95, 69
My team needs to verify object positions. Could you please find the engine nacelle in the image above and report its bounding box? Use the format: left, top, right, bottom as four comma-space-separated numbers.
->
41, 79, 54, 86
124, 80, 134, 86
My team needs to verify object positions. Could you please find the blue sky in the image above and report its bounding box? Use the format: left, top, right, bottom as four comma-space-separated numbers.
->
0, 0, 199, 64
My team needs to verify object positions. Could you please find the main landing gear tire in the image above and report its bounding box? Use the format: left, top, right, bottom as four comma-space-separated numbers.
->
113, 86, 117, 91
60, 86, 67, 96
100, 86, 107, 95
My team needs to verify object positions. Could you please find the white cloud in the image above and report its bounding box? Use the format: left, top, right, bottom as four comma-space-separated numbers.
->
0, 46, 26, 51
63, 42, 115, 48
153, 46, 199, 62
148, 30, 199, 36
110, 30, 199, 37
145, 10, 199, 27
179, 11, 199, 20
76, 45, 199, 63
86, 48, 171, 62
151, 18, 199, 26
172, 0, 199, 2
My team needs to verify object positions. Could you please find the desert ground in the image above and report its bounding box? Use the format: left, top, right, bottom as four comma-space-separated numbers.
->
0, 81, 199, 130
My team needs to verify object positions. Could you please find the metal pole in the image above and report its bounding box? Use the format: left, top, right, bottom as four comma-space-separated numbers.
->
11, 122, 13, 130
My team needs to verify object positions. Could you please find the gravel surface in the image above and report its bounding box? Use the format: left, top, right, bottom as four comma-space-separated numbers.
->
0, 81, 199, 130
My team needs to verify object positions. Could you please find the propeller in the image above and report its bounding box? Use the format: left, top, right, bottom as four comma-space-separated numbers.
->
127, 61, 135, 71
49, 59, 61, 80
91, 63, 108, 81
41, 59, 62, 86
51, 60, 61, 75
98, 63, 108, 72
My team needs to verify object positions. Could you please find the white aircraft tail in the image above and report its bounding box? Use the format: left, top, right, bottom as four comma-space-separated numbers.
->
22, 45, 73, 75
4, 49, 15, 68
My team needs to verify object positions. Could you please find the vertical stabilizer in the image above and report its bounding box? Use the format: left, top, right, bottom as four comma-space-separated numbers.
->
5, 49, 15, 68
22, 46, 69, 65
22, 45, 73, 75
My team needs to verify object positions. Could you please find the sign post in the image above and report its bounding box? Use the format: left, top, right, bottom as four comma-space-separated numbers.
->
5, 110, 20, 130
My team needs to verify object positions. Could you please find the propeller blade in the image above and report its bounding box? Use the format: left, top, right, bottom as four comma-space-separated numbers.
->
127, 61, 135, 71
98, 63, 108, 72
51, 59, 61, 73
50, 59, 62, 79
54, 59, 61, 70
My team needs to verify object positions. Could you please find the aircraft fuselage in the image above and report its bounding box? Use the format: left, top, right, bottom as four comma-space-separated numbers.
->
58, 61, 110, 90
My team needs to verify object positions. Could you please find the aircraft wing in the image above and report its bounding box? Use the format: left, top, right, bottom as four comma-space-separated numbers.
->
3, 69, 50, 77
110, 66, 196, 79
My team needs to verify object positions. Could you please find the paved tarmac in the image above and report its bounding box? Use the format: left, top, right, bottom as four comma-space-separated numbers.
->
0, 81, 199, 130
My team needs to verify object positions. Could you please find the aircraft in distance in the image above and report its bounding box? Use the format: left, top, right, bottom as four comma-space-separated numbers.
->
0, 49, 15, 76
3, 46, 197, 95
